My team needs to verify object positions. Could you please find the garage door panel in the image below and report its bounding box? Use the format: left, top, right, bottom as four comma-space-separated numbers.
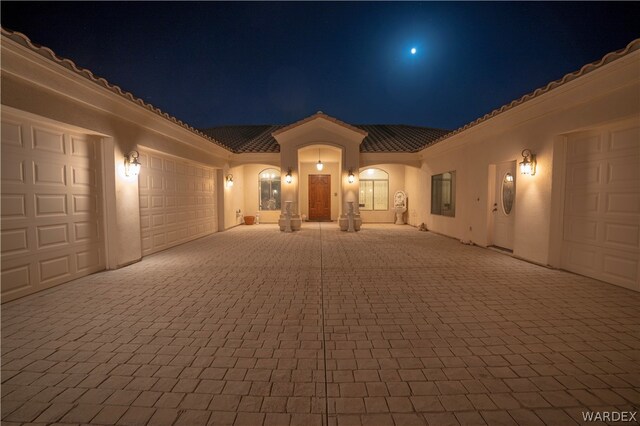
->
2, 160, 26, 183
152, 214, 164, 227
610, 126, 640, 153
564, 217, 598, 244
164, 159, 175, 173
151, 195, 164, 208
602, 253, 638, 285
138, 174, 149, 190
562, 123, 639, 291
604, 223, 639, 249
566, 192, 599, 215
2, 121, 24, 147
606, 158, 639, 185
2, 194, 28, 218
1, 228, 29, 256
72, 194, 99, 215
33, 161, 67, 186
35, 194, 67, 216
71, 166, 98, 187
1, 116, 105, 302
37, 223, 70, 249
564, 243, 598, 271
605, 193, 640, 214
165, 178, 176, 191
153, 233, 166, 247
138, 149, 217, 256
1, 263, 32, 294
76, 248, 101, 272
32, 127, 65, 154
39, 254, 72, 284
70, 137, 97, 159
74, 221, 100, 242
566, 162, 602, 187
567, 133, 602, 158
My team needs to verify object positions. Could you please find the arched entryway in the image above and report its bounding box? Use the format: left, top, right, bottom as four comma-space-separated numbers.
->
298, 145, 342, 222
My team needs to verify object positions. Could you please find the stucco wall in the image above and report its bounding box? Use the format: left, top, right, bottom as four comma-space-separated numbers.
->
299, 162, 340, 221
223, 165, 245, 229
358, 164, 406, 223
242, 164, 282, 223
418, 50, 640, 266
404, 165, 428, 227
1, 40, 231, 267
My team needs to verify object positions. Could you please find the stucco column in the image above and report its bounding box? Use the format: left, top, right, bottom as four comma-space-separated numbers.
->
278, 148, 302, 230
339, 144, 362, 230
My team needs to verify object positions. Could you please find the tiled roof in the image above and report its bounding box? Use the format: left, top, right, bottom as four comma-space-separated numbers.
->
272, 111, 368, 137
201, 123, 451, 153
358, 125, 450, 152
201, 126, 282, 153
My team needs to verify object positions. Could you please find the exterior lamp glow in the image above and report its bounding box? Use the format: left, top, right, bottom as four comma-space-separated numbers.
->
316, 149, 323, 171
347, 169, 355, 184
285, 168, 293, 184
225, 174, 234, 188
124, 150, 141, 177
519, 149, 537, 176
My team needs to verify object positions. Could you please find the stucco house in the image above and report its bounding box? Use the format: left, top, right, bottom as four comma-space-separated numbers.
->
1, 28, 639, 303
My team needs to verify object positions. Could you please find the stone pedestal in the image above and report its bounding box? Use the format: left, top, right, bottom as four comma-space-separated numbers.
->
339, 201, 361, 231
279, 201, 301, 232
394, 190, 407, 225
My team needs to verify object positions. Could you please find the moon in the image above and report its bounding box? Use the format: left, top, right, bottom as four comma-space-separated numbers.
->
410, 47, 417, 55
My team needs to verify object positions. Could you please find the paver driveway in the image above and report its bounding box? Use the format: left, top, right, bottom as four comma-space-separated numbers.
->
2, 224, 639, 426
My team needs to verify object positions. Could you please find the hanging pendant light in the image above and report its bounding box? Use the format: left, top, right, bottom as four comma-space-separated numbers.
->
316, 148, 324, 171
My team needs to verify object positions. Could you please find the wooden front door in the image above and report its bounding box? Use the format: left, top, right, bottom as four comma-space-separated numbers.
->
309, 174, 331, 221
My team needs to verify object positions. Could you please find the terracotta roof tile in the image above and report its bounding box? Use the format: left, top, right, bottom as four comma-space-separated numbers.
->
200, 124, 450, 153
272, 111, 368, 137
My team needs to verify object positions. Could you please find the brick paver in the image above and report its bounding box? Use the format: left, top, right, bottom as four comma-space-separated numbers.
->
2, 224, 639, 425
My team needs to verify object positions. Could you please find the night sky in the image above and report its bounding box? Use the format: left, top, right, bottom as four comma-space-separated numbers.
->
2, 2, 639, 131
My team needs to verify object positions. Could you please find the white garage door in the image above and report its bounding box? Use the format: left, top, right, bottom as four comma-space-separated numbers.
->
1, 115, 105, 302
562, 123, 639, 291
138, 149, 217, 256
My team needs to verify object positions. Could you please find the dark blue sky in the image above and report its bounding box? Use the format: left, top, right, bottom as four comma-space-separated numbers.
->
2, 2, 638, 130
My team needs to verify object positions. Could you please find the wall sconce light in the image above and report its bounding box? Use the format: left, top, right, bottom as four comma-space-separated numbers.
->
519, 149, 537, 176
124, 150, 141, 177
285, 168, 293, 184
347, 169, 355, 184
225, 174, 234, 188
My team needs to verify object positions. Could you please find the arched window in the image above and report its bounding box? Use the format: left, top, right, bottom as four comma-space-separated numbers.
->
258, 168, 281, 211
359, 168, 389, 211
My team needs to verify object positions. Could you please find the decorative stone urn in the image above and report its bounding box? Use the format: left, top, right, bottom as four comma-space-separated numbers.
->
278, 201, 301, 232
339, 201, 362, 231
394, 190, 407, 225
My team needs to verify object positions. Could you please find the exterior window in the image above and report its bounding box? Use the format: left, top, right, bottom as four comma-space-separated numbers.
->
431, 171, 456, 217
259, 168, 281, 211
502, 172, 514, 215
359, 168, 389, 211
